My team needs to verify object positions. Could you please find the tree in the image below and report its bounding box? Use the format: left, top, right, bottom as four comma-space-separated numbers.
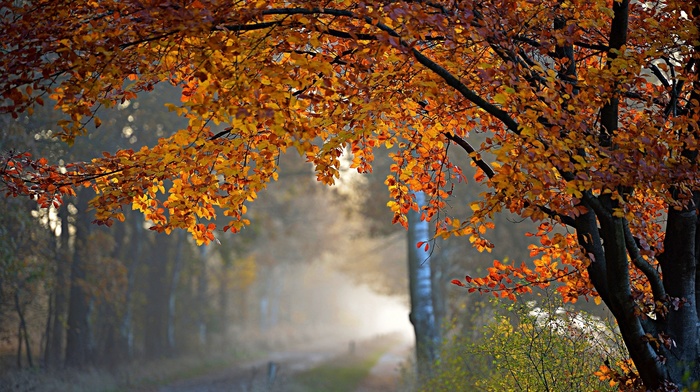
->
1, 0, 700, 388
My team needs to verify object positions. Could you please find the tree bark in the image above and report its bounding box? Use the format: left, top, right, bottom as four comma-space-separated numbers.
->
407, 190, 439, 379
659, 207, 699, 384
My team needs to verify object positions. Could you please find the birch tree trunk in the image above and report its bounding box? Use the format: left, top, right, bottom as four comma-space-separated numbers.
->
46, 203, 70, 368
407, 190, 439, 379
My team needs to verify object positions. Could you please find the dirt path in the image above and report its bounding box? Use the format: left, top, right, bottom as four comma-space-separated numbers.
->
154, 335, 413, 392
157, 345, 341, 392
353, 341, 413, 392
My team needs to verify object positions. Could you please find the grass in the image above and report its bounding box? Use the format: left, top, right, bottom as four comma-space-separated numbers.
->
0, 348, 259, 392
119, 353, 247, 391
1, 336, 404, 392
282, 336, 398, 392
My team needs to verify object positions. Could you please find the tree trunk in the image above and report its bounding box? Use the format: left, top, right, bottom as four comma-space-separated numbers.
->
578, 193, 700, 390
197, 245, 209, 351
577, 3, 700, 388
46, 203, 70, 369
14, 290, 33, 368
43, 291, 53, 367
144, 233, 171, 359
65, 189, 93, 368
407, 190, 439, 379
118, 213, 143, 361
167, 230, 185, 355
657, 206, 700, 385
96, 222, 128, 368
431, 249, 447, 339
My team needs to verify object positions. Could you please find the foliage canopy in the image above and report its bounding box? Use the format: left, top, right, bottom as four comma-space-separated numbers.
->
2, 0, 700, 388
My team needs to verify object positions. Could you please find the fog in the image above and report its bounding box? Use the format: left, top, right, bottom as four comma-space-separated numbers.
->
189, 152, 419, 353
204, 166, 415, 353
0, 88, 423, 379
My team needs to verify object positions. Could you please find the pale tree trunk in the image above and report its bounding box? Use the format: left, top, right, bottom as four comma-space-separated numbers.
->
407, 190, 439, 379
46, 203, 70, 368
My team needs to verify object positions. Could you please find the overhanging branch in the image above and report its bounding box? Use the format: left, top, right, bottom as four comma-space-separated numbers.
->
445, 133, 494, 177
224, 6, 523, 135
623, 219, 666, 303
446, 132, 575, 227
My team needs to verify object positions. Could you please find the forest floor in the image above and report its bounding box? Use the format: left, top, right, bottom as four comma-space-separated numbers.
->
153, 333, 412, 392
0, 333, 411, 392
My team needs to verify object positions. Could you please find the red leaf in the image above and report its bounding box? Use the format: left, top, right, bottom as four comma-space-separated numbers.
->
451, 279, 466, 287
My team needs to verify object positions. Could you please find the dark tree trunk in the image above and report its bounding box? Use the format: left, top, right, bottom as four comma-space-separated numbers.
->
43, 291, 53, 367
580, 201, 700, 389
571, 1, 700, 388
196, 245, 209, 351
14, 290, 33, 368
658, 206, 700, 384
167, 230, 185, 355
144, 233, 171, 359
218, 264, 230, 346
96, 221, 128, 368
117, 213, 143, 361
65, 189, 93, 368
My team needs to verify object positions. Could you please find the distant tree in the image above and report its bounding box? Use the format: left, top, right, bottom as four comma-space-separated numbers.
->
2, 0, 700, 388
0, 195, 51, 369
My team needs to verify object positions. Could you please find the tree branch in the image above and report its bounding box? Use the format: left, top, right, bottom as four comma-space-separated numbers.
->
408, 47, 520, 134
239, 6, 523, 135
444, 133, 494, 177
445, 132, 576, 226
623, 219, 666, 303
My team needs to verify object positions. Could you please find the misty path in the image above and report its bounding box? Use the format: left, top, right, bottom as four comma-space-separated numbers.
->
155, 344, 341, 392
353, 340, 413, 392
154, 334, 412, 392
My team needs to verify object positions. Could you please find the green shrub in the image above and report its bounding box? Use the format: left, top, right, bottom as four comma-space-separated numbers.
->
421, 292, 627, 391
